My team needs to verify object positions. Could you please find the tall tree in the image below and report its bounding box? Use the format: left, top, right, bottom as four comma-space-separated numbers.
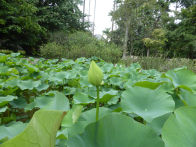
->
83, 0, 86, 25
166, 4, 196, 58
0, 0, 46, 54
31, 0, 85, 32
107, 0, 170, 57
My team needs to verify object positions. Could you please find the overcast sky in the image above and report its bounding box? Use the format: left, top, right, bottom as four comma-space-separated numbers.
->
79, 1, 180, 35
79, 0, 114, 35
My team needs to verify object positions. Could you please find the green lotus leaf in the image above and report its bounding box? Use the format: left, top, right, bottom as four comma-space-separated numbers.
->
61, 105, 83, 128
121, 86, 175, 122
0, 122, 26, 143
73, 92, 95, 105
0, 106, 7, 113
166, 68, 196, 92
178, 89, 196, 106
0, 56, 7, 63
35, 91, 70, 111
99, 89, 118, 103
133, 80, 165, 89
0, 95, 17, 107
147, 113, 171, 135
67, 107, 112, 137
67, 113, 164, 147
162, 106, 196, 147
17, 80, 41, 90
1, 110, 66, 147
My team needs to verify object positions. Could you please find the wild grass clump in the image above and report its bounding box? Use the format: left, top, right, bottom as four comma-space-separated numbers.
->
120, 56, 196, 72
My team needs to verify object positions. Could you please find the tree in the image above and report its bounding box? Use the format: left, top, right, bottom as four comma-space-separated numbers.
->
0, 0, 46, 54
31, 0, 85, 32
108, 0, 170, 57
143, 29, 167, 57
166, 5, 196, 58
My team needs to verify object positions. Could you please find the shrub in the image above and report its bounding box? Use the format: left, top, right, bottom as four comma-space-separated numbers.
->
18, 50, 26, 55
40, 42, 63, 59
40, 31, 122, 63
0, 49, 13, 54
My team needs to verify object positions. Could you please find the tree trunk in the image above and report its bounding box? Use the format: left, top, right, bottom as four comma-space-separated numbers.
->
83, 0, 86, 26
122, 20, 130, 59
111, 0, 116, 32
147, 48, 150, 57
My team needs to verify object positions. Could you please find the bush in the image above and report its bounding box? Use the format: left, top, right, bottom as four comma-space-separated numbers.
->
40, 31, 122, 63
18, 50, 26, 55
40, 42, 63, 59
0, 49, 13, 54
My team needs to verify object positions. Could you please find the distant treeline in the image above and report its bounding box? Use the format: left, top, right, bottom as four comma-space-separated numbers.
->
104, 0, 196, 58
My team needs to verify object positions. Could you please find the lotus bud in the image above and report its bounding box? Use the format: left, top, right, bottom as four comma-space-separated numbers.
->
88, 61, 103, 86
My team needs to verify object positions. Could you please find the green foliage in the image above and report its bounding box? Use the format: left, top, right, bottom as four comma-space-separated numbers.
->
166, 5, 196, 58
120, 56, 196, 72
143, 29, 167, 56
67, 113, 164, 147
107, 0, 170, 57
31, 0, 85, 32
1, 110, 66, 147
1, 54, 196, 146
0, 50, 13, 54
121, 86, 175, 122
41, 31, 122, 63
0, 0, 85, 54
162, 106, 196, 147
107, 0, 195, 58
0, 0, 46, 54
40, 42, 63, 59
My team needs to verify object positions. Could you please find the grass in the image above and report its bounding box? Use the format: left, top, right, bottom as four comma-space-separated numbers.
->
119, 56, 196, 72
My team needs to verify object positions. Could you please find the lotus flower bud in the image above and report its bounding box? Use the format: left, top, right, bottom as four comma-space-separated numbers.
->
88, 61, 103, 86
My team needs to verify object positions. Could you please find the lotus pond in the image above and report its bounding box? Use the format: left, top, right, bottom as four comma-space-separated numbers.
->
0, 53, 196, 147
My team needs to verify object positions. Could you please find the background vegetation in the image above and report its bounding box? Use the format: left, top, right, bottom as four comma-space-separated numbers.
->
0, 0, 196, 66
105, 0, 196, 59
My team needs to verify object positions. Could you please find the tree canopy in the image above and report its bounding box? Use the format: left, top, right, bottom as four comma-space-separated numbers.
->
0, 0, 85, 54
105, 0, 196, 58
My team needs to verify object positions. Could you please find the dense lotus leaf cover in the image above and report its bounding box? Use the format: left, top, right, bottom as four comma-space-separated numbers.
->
0, 53, 196, 146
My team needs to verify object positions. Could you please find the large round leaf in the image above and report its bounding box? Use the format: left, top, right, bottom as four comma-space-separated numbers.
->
67, 107, 111, 137
121, 86, 175, 122
147, 113, 171, 135
35, 91, 70, 111
178, 89, 196, 106
17, 80, 41, 90
0, 122, 26, 143
1, 110, 66, 147
166, 68, 196, 92
0, 95, 17, 107
67, 113, 164, 147
73, 92, 95, 105
162, 106, 196, 147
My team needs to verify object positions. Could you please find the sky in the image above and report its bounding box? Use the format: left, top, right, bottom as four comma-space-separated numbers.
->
79, 0, 114, 35
79, 1, 180, 35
